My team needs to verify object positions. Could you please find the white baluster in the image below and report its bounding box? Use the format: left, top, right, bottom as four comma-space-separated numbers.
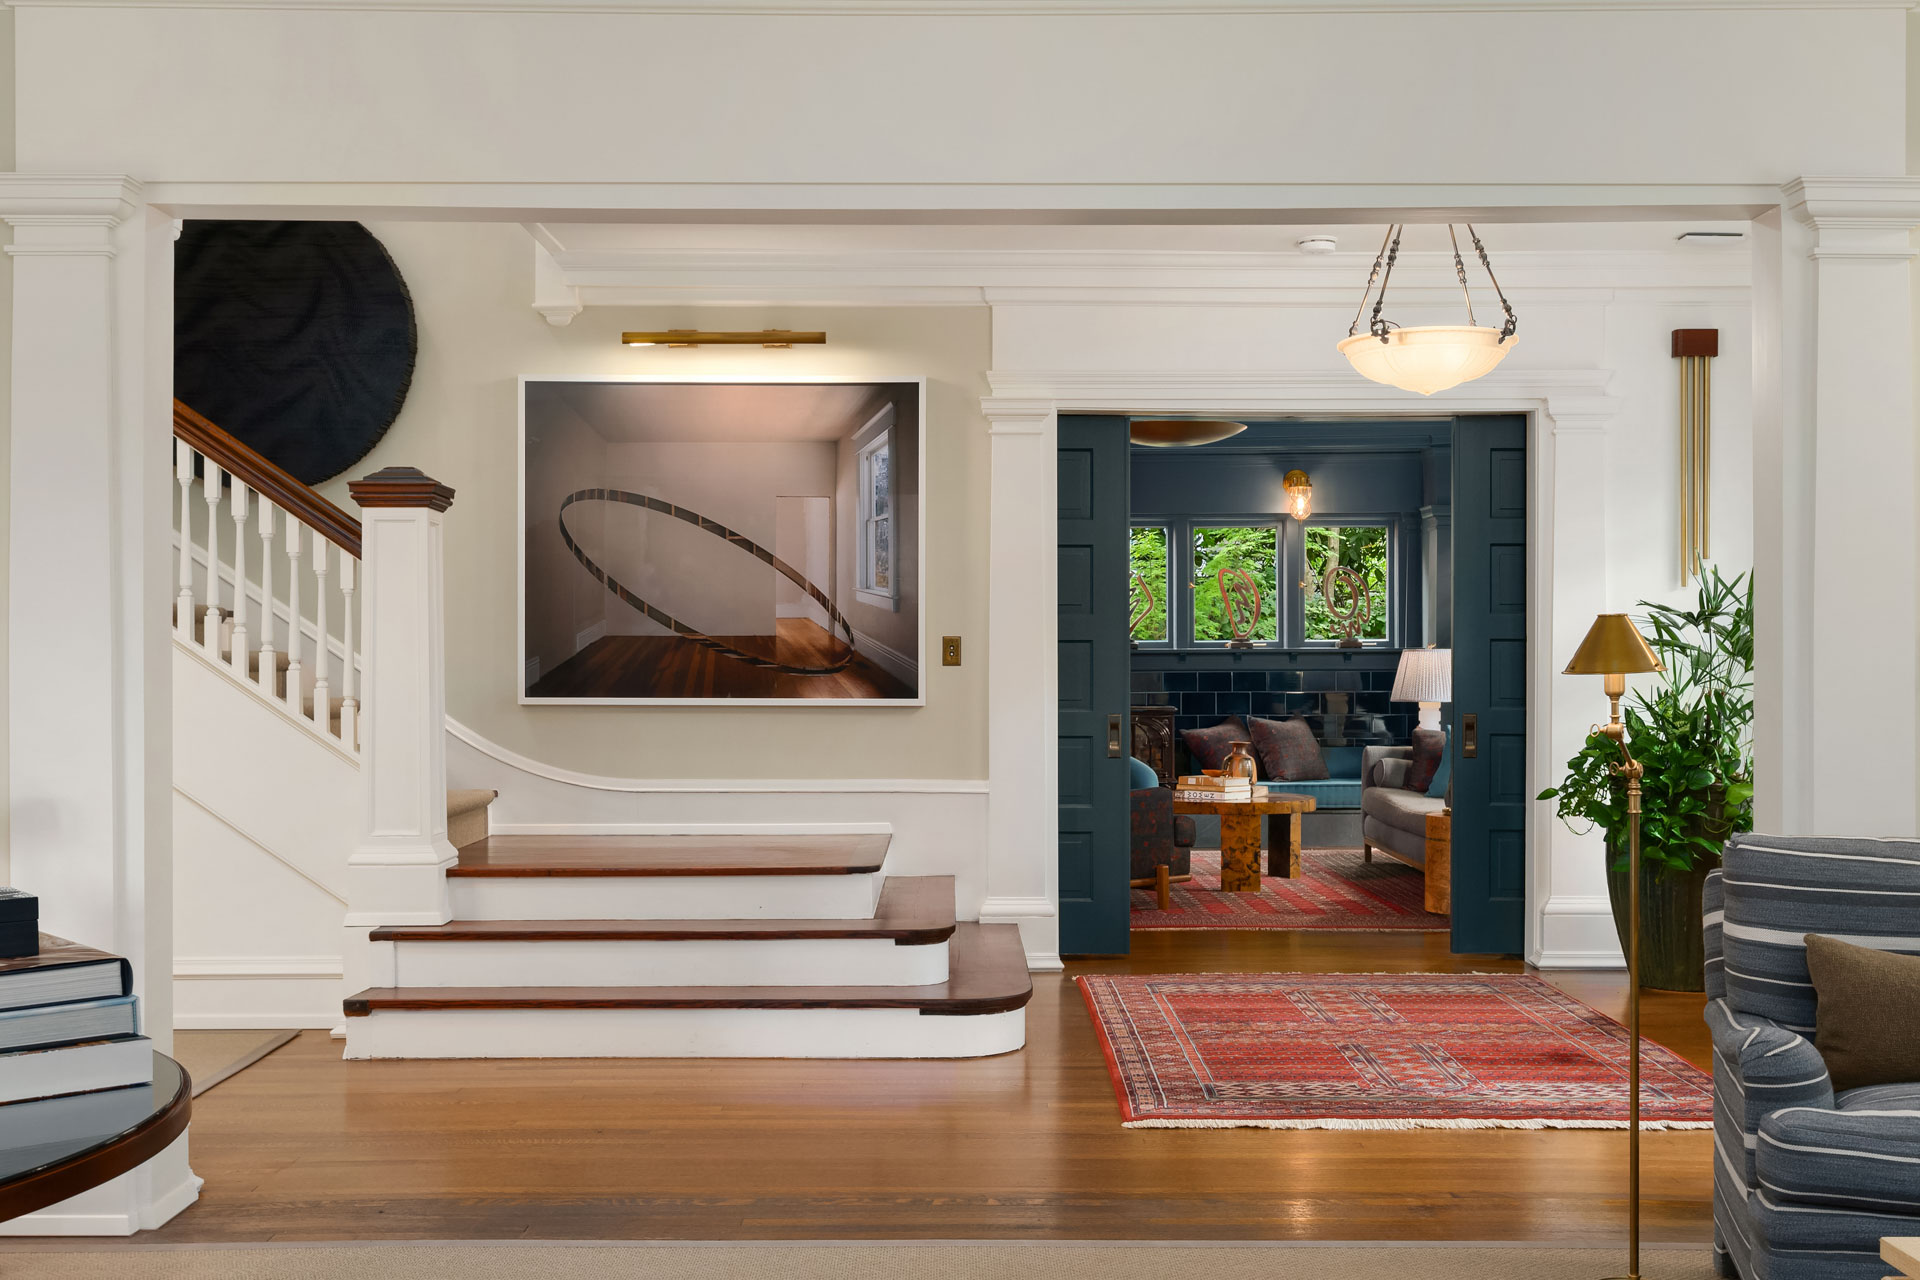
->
257, 498, 278, 696
201, 462, 224, 658
228, 480, 250, 677
175, 441, 195, 638
340, 553, 359, 750
311, 528, 331, 732
284, 512, 304, 712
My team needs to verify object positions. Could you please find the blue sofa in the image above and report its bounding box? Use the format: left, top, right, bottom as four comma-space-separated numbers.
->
1275, 745, 1366, 811
1706, 832, 1920, 1280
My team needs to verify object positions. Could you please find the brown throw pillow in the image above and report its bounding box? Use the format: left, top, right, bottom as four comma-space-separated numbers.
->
1249, 717, 1328, 781
1406, 728, 1445, 793
1180, 717, 1252, 773
1806, 933, 1920, 1093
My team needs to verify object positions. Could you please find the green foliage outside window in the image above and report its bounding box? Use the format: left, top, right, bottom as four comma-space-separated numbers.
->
1303, 525, 1389, 641
1192, 526, 1279, 642
1128, 527, 1169, 642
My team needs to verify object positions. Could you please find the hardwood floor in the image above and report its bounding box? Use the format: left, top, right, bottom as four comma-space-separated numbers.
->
101, 930, 1713, 1245
526, 620, 914, 700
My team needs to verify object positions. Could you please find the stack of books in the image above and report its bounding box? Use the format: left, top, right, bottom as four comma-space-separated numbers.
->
0, 931, 149, 1106
1173, 774, 1256, 804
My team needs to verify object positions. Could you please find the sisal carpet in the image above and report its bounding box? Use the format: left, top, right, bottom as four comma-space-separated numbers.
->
1129, 849, 1448, 931
1079, 971, 1716, 1129
171, 1029, 301, 1097
0, 1242, 1719, 1280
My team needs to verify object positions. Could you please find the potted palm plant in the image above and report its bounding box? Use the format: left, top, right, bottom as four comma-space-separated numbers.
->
1539, 567, 1753, 991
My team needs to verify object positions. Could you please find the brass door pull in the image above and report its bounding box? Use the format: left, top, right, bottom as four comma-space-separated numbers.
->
1108, 714, 1124, 758
1462, 713, 1478, 758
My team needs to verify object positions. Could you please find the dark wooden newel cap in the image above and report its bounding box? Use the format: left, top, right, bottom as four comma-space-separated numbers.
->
1671, 328, 1719, 358
349, 467, 455, 512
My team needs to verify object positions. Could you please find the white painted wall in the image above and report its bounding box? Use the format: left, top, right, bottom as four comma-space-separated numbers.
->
313, 222, 992, 782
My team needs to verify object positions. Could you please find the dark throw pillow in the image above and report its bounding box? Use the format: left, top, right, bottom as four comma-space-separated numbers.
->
1180, 718, 1251, 773
1806, 933, 1920, 1093
1405, 728, 1445, 793
1249, 717, 1328, 781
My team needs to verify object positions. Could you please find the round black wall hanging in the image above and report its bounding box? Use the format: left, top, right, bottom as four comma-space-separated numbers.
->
175, 221, 416, 486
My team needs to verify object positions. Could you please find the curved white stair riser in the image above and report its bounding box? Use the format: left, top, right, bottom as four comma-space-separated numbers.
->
449, 873, 884, 922
343, 1006, 1025, 1060
381, 937, 949, 988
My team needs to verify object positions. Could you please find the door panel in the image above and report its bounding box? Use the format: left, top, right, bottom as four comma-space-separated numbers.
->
1057, 416, 1131, 956
1450, 415, 1529, 955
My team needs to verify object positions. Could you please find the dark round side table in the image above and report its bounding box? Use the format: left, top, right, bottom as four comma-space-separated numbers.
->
0, 1052, 192, 1224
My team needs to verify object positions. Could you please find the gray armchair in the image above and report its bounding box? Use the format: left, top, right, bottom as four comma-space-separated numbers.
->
1359, 745, 1449, 913
1707, 832, 1920, 1280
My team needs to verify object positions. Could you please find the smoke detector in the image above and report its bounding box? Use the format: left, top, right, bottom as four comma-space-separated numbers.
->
1296, 235, 1339, 255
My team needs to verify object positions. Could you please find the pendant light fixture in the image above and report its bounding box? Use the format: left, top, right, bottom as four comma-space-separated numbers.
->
1127, 419, 1249, 447
1337, 225, 1518, 396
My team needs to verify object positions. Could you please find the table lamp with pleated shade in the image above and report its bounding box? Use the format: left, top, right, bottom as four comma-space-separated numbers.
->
1391, 647, 1452, 733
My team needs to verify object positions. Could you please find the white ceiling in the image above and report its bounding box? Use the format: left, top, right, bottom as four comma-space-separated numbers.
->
529, 380, 893, 444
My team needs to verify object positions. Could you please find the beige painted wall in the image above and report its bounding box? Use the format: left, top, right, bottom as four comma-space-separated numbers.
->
0, 9, 14, 885
321, 221, 990, 781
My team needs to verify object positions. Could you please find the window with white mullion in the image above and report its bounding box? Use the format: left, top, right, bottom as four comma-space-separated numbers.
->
855, 426, 898, 610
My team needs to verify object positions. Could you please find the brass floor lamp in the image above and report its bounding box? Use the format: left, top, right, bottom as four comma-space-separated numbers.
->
1564, 614, 1664, 1280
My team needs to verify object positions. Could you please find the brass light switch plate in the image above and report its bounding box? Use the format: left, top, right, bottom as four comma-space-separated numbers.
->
941, 636, 962, 666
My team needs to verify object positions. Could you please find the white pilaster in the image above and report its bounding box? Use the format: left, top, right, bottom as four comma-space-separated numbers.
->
1531, 395, 1622, 968
1774, 178, 1920, 836
345, 469, 459, 928
978, 397, 1061, 971
0, 174, 196, 1232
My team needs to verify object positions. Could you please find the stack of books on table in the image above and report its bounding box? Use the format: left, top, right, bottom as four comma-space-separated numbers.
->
1173, 775, 1256, 804
0, 922, 149, 1108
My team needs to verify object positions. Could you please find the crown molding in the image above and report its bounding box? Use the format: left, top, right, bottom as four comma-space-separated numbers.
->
1782, 176, 1920, 260
0, 174, 142, 225
984, 368, 1621, 426
11, 0, 1909, 11
535, 238, 1751, 311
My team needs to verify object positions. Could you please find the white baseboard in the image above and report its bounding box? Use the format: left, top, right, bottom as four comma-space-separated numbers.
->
979, 895, 1061, 971
1532, 894, 1625, 969
575, 619, 607, 652
173, 955, 345, 1029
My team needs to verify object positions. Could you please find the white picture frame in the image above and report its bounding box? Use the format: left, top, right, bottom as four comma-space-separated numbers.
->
517, 375, 928, 707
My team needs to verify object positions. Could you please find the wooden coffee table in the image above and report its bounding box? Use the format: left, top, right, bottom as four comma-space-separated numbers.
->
1883, 1238, 1919, 1280
1170, 790, 1317, 891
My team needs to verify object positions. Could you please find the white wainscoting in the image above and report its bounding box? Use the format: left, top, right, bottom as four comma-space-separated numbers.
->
444, 721, 1003, 955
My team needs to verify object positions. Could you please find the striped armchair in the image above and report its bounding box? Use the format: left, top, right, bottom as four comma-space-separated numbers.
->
1706, 832, 1920, 1280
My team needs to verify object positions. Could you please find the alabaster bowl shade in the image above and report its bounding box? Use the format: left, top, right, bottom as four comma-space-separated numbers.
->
1337, 326, 1517, 396
1564, 614, 1663, 676
1391, 648, 1453, 704
1128, 419, 1249, 447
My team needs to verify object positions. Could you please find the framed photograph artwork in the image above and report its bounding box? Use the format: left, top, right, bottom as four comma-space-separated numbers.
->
519, 376, 925, 705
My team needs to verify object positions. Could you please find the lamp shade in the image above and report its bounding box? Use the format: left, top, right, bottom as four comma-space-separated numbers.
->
1128, 419, 1249, 447
1337, 326, 1517, 396
1391, 647, 1453, 704
1563, 614, 1663, 676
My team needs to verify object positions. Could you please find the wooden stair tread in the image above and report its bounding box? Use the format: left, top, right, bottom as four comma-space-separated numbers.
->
447, 832, 890, 878
370, 876, 955, 944
343, 922, 1029, 1016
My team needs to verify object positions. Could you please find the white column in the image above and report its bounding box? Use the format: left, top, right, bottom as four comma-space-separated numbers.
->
345, 468, 458, 925
977, 398, 1060, 972
1771, 179, 1920, 836
0, 176, 198, 1232
1530, 396, 1623, 969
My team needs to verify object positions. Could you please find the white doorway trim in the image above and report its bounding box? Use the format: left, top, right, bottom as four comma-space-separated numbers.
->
979, 368, 1623, 972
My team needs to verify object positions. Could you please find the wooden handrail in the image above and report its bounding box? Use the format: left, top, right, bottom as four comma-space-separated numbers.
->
172, 400, 362, 559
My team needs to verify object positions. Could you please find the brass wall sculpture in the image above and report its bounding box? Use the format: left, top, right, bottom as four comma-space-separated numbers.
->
1673, 329, 1718, 586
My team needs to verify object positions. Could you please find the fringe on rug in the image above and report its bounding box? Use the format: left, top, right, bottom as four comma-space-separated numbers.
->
1121, 1116, 1716, 1130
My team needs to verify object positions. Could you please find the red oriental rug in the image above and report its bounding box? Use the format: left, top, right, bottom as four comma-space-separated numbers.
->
1077, 972, 1715, 1129
1130, 849, 1449, 931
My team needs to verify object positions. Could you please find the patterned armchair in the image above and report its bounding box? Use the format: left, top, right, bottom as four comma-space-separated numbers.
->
1706, 832, 1920, 1280
1129, 756, 1194, 910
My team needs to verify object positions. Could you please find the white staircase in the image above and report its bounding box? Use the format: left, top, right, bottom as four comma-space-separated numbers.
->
170, 401, 1028, 1059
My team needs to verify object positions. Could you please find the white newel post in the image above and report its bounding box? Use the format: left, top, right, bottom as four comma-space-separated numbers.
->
978, 398, 1061, 972
0, 176, 198, 1232
345, 468, 458, 930
1767, 179, 1920, 836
